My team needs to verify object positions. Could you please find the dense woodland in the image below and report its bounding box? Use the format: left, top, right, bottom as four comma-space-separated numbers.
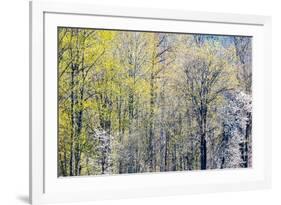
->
58, 27, 252, 177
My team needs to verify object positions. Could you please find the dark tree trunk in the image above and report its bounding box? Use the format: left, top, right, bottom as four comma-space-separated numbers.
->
199, 104, 208, 170
148, 73, 155, 172
164, 133, 169, 171
242, 112, 252, 167
69, 63, 77, 176
172, 143, 177, 171
200, 134, 207, 170
74, 86, 84, 176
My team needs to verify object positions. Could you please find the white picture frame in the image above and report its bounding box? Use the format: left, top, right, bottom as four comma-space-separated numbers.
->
29, 1, 272, 204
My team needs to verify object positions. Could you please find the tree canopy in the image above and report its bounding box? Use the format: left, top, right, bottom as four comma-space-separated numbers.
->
58, 28, 252, 176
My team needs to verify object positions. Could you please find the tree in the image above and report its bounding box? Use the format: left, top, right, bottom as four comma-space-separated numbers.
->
233, 37, 252, 167
233, 37, 252, 94
180, 41, 238, 169
216, 91, 252, 168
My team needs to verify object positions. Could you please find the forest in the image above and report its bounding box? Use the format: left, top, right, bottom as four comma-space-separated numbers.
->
58, 27, 252, 177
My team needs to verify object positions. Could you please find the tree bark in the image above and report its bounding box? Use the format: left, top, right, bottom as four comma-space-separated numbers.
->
69, 63, 76, 176
243, 112, 252, 167
148, 73, 155, 172
199, 104, 208, 170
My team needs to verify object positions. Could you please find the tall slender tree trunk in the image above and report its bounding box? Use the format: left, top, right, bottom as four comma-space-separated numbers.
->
69, 63, 76, 176
74, 88, 84, 175
74, 42, 86, 176
148, 73, 155, 171
164, 133, 169, 171
243, 112, 251, 167
117, 94, 123, 174
172, 143, 177, 171
200, 134, 207, 170
59, 141, 67, 176
199, 104, 208, 170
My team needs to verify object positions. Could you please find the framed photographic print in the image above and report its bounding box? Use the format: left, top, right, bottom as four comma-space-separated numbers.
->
29, 0, 272, 204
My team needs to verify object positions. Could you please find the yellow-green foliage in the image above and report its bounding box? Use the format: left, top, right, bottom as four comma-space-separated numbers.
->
58, 28, 250, 176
